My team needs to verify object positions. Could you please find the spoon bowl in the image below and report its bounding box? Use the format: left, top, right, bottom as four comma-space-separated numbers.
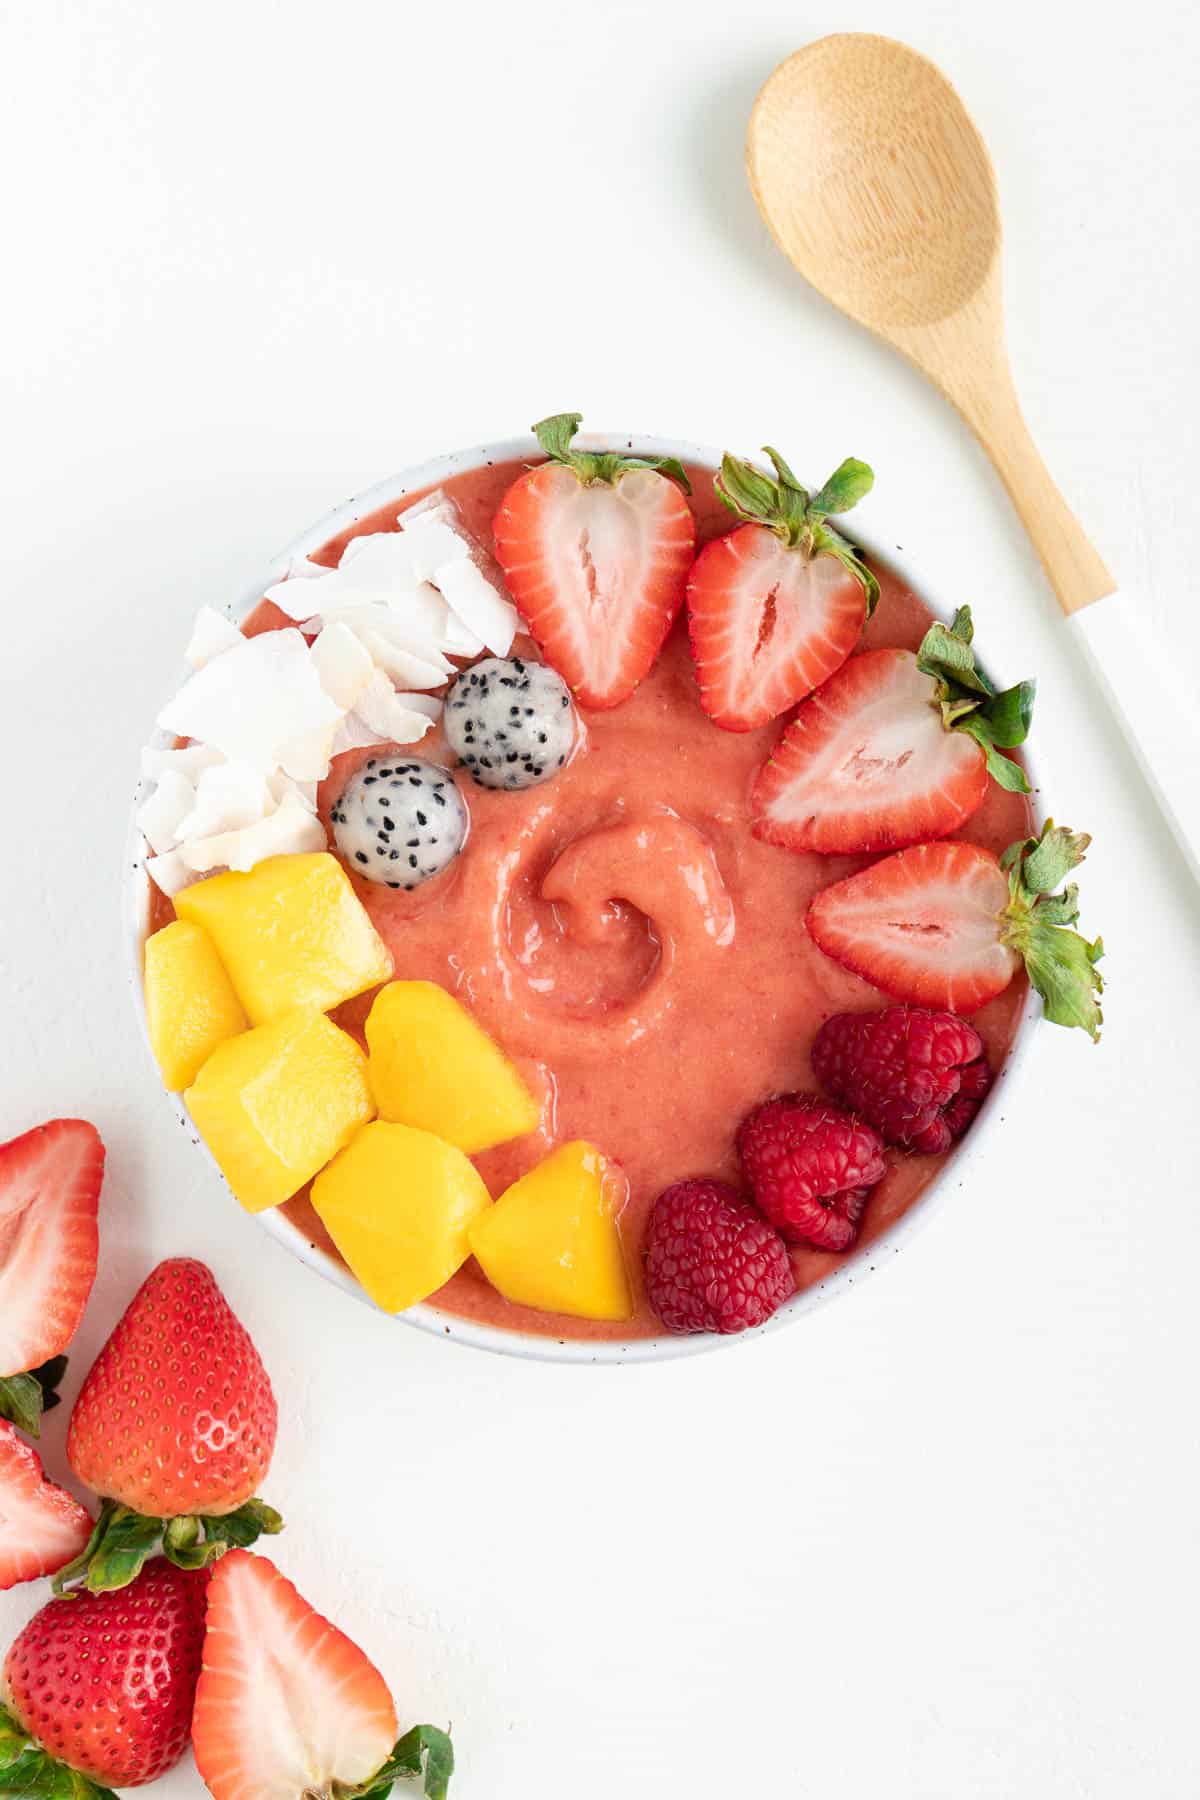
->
747, 33, 1113, 614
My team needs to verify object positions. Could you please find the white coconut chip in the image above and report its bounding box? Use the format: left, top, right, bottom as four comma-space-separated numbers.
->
354, 668, 439, 744
267, 771, 320, 813
185, 607, 245, 669
433, 557, 519, 657
262, 555, 333, 618
310, 621, 375, 711
173, 763, 273, 844
395, 513, 472, 582
141, 743, 226, 782
145, 849, 197, 898
158, 629, 342, 775
330, 713, 391, 756
277, 720, 339, 783
137, 769, 197, 856
179, 797, 327, 876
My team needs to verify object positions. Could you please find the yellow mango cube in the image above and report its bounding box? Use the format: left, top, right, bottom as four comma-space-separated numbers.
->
185, 1009, 374, 1213
144, 920, 248, 1090
176, 852, 392, 1026
468, 1141, 633, 1321
311, 1121, 492, 1313
365, 981, 540, 1154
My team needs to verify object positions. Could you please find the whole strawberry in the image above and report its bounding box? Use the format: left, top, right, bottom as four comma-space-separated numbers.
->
0, 1558, 208, 1791
812, 1005, 993, 1153
61, 1258, 280, 1592
644, 1179, 795, 1335
737, 1095, 887, 1252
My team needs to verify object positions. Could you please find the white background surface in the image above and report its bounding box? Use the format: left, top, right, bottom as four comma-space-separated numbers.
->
2, 2, 1199, 1795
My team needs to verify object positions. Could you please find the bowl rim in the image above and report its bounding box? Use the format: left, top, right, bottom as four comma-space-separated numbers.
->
123, 430, 1042, 1366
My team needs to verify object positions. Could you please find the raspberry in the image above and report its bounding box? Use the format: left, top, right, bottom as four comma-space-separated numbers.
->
736, 1094, 886, 1252
645, 1179, 795, 1335
811, 1006, 992, 1153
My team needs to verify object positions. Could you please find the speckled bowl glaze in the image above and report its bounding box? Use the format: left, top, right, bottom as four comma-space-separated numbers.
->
125, 432, 1041, 1364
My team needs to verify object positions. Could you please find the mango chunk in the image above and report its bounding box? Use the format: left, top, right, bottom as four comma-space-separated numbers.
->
311, 1121, 492, 1313
185, 1009, 374, 1213
365, 980, 540, 1154
176, 852, 392, 1026
144, 920, 248, 1090
468, 1141, 633, 1321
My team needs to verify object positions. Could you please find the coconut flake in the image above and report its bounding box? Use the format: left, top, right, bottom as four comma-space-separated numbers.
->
174, 763, 273, 843
267, 772, 320, 813
433, 557, 519, 656
145, 849, 198, 898
185, 607, 245, 669
354, 668, 438, 744
330, 713, 390, 756
158, 629, 342, 775
141, 743, 226, 782
311, 621, 375, 711
263, 556, 333, 618
179, 797, 327, 875
137, 770, 197, 855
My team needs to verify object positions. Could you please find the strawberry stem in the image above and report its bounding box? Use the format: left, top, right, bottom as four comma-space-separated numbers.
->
714, 448, 880, 614
915, 605, 1035, 794
0, 1358, 68, 1439
998, 820, 1105, 1039
532, 412, 691, 493
0, 1703, 117, 1800
52, 1496, 283, 1595
344, 1726, 456, 1800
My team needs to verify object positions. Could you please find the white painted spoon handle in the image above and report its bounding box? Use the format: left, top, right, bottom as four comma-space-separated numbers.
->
1071, 592, 1200, 887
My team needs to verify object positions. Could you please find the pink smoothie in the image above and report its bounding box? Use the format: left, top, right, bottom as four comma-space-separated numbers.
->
153, 458, 1032, 1341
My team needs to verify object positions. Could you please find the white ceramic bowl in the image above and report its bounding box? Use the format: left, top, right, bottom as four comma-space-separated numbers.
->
125, 432, 1040, 1364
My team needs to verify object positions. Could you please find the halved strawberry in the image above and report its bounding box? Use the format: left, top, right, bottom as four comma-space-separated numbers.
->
0, 1421, 93, 1591
686, 448, 878, 731
193, 1551, 454, 1800
0, 1119, 104, 1437
807, 821, 1104, 1036
753, 607, 1035, 853
492, 411, 695, 708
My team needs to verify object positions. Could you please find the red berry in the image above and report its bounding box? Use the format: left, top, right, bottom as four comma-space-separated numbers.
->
645, 1180, 795, 1335
812, 1005, 992, 1153
2, 1558, 208, 1787
737, 1095, 887, 1252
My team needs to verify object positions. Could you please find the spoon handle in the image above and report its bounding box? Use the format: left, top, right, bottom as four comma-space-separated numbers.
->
942, 355, 1115, 614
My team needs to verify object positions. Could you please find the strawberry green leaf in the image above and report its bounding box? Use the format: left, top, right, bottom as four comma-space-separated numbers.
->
0, 1358, 70, 1439
808, 456, 875, 517
347, 1727, 455, 1800
715, 445, 879, 616
531, 413, 691, 494
0, 1707, 116, 1800
916, 606, 1034, 793
1000, 820, 1104, 1039
54, 1496, 284, 1593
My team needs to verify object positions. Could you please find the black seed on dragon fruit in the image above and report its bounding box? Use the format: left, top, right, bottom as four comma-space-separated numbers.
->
330, 758, 468, 890
444, 656, 577, 791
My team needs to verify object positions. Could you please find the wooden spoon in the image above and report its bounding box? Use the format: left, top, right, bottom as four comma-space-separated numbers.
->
746, 32, 1113, 614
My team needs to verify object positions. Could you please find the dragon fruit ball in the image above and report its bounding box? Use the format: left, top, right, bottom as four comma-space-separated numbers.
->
444, 656, 576, 791
331, 757, 467, 889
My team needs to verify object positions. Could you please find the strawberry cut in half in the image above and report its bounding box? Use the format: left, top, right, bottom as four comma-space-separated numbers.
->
492, 411, 695, 709
60, 1258, 281, 1593
1, 1557, 208, 1792
0, 1420, 93, 1591
192, 1550, 454, 1800
0, 1118, 104, 1438
753, 606, 1036, 854
806, 820, 1104, 1036
686, 447, 879, 731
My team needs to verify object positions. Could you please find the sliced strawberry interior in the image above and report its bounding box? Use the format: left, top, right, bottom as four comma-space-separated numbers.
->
808, 842, 1019, 1013
193, 1550, 398, 1800
496, 464, 692, 706
754, 649, 988, 853
0, 1120, 103, 1378
687, 524, 866, 729
0, 1421, 93, 1591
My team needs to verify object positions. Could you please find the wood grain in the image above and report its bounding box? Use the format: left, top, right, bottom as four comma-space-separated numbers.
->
747, 33, 1115, 614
